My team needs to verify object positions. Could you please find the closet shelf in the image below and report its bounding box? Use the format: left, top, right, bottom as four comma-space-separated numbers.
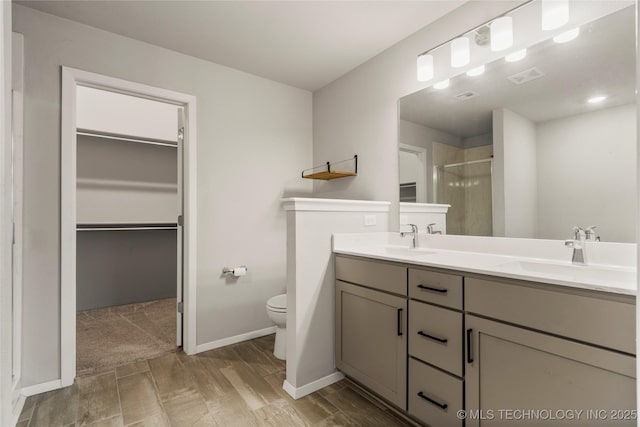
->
77, 129, 178, 148
302, 155, 358, 180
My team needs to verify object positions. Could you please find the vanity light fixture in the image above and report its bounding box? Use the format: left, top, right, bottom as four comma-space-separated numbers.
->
553, 27, 579, 43
491, 16, 513, 51
451, 37, 470, 68
433, 79, 450, 90
466, 65, 486, 77
541, 0, 569, 31
417, 54, 434, 82
505, 48, 527, 62
587, 95, 607, 104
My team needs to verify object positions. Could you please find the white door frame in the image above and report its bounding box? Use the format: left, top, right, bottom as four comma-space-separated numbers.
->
60, 67, 198, 387
399, 143, 428, 203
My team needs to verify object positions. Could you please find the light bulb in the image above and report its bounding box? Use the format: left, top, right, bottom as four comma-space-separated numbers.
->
491, 16, 513, 51
433, 79, 450, 90
542, 0, 569, 31
451, 37, 470, 68
505, 49, 527, 62
417, 54, 434, 82
466, 65, 485, 77
553, 27, 579, 43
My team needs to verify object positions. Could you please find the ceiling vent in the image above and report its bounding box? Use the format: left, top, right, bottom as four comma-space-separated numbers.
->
454, 91, 479, 101
507, 67, 545, 85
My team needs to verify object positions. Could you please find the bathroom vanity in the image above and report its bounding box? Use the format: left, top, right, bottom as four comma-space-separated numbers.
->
334, 238, 636, 427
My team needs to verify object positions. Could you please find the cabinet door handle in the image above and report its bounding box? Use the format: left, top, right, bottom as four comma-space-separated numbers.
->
417, 284, 448, 293
466, 328, 473, 364
417, 391, 448, 410
397, 308, 403, 336
417, 330, 448, 344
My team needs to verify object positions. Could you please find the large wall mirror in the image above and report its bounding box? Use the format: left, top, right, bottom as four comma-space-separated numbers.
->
398, 2, 636, 243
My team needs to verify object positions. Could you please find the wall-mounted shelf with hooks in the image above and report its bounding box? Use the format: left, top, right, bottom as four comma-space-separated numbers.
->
302, 155, 358, 180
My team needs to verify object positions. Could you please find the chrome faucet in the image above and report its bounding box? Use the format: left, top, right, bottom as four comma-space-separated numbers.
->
401, 224, 419, 248
426, 223, 442, 235
564, 226, 587, 265
585, 226, 600, 242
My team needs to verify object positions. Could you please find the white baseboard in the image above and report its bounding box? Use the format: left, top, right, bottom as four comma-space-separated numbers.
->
195, 326, 277, 353
21, 379, 63, 397
283, 371, 345, 400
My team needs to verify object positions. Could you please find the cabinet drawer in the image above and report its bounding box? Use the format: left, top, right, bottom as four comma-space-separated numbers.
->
466, 277, 636, 354
408, 358, 463, 427
409, 268, 463, 309
336, 256, 407, 296
409, 301, 463, 377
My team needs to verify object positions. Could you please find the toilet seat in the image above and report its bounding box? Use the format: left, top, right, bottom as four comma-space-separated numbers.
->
267, 294, 287, 312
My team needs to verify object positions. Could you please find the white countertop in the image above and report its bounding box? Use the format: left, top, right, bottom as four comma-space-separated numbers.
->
333, 233, 637, 296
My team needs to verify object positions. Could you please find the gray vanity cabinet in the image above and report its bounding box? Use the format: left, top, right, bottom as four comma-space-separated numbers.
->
335, 279, 408, 409
465, 314, 636, 427
335, 254, 636, 427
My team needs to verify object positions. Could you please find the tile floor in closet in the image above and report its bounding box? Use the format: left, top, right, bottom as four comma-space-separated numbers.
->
18, 334, 411, 426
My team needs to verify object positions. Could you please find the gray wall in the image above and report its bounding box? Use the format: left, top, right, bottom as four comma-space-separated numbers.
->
76, 230, 177, 311
14, 4, 312, 386
312, 1, 520, 231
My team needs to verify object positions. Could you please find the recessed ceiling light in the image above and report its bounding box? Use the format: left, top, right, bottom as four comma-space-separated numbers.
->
466, 65, 486, 77
505, 49, 527, 62
587, 95, 607, 104
553, 27, 580, 43
433, 79, 450, 90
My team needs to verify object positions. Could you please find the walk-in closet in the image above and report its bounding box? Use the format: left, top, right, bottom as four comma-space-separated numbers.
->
75, 86, 182, 376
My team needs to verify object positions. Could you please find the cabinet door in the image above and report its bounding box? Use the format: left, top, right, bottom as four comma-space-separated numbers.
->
465, 315, 636, 427
336, 280, 407, 409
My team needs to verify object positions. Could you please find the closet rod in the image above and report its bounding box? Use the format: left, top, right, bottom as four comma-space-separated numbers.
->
77, 223, 178, 232
77, 130, 178, 148
77, 227, 178, 232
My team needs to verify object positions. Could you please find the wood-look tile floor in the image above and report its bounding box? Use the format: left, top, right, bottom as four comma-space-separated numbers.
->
18, 334, 412, 427
77, 298, 177, 377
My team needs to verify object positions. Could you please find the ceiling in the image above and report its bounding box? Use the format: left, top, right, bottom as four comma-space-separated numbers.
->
16, 0, 465, 91
399, 6, 636, 138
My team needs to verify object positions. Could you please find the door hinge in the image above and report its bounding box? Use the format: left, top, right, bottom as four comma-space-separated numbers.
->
177, 301, 184, 313
177, 215, 184, 226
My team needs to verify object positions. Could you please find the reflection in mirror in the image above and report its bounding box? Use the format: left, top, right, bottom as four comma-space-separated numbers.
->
398, 5, 636, 242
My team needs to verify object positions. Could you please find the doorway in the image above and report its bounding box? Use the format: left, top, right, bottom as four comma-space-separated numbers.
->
60, 68, 197, 386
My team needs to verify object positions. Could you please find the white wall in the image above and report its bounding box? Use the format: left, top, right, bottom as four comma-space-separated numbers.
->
493, 108, 537, 238
283, 199, 389, 398
398, 150, 418, 185
0, 2, 14, 426
14, 4, 313, 387
537, 104, 636, 242
312, 2, 523, 230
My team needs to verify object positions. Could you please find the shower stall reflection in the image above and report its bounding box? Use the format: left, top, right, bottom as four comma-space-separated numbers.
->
436, 158, 493, 236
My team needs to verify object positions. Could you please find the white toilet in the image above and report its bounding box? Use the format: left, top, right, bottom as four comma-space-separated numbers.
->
266, 294, 287, 360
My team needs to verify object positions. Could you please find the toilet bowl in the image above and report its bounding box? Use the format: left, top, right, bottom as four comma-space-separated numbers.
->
266, 294, 287, 360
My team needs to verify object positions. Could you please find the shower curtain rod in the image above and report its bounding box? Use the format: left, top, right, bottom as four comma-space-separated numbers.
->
441, 157, 493, 169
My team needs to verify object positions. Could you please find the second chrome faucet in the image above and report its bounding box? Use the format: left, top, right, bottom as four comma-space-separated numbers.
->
564, 226, 599, 265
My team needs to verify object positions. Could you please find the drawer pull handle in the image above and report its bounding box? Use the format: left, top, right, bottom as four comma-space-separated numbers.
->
417, 330, 448, 344
397, 308, 403, 336
417, 391, 448, 410
417, 284, 448, 293
466, 328, 474, 364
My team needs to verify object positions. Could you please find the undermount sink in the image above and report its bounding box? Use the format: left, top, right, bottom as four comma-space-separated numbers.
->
382, 245, 437, 257
498, 260, 636, 285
